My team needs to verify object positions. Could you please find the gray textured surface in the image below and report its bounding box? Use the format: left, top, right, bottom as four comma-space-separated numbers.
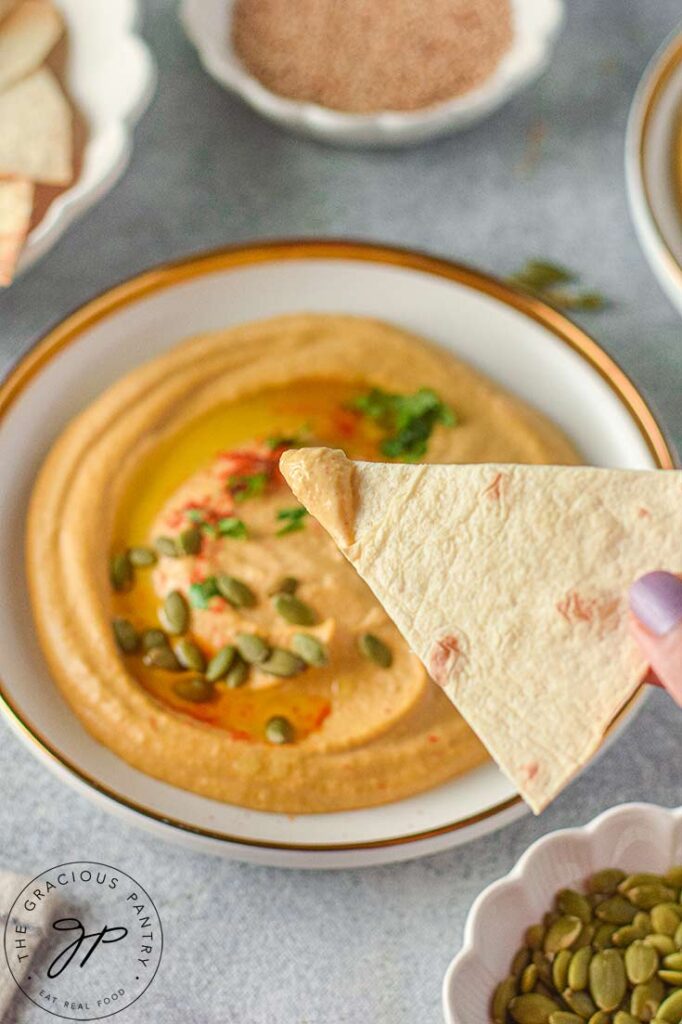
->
1, 2, 681, 1022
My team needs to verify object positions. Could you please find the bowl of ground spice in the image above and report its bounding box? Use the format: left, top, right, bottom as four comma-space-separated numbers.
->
181, 0, 564, 146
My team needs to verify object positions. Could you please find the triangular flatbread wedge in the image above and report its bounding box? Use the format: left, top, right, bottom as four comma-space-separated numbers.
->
0, 0, 63, 93
281, 448, 682, 812
0, 177, 33, 284
0, 66, 71, 184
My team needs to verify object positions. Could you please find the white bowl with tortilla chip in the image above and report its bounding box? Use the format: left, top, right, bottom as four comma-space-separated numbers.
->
0, 241, 674, 868
5, 0, 155, 279
442, 802, 682, 1024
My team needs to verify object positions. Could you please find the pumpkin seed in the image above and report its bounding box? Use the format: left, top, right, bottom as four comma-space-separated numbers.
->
674, 922, 682, 948
260, 648, 306, 678
657, 970, 682, 986
521, 963, 539, 993
526, 925, 546, 951
273, 592, 316, 626
552, 950, 572, 992
549, 1015, 583, 1024
224, 658, 249, 689
265, 715, 294, 744
656, 988, 682, 1023
217, 574, 256, 608
586, 1012, 610, 1024
634, 912, 653, 933
651, 905, 682, 937
612, 1013, 638, 1024
663, 867, 682, 889
358, 632, 393, 668
269, 576, 298, 596
513, 949, 532, 977
558, 890, 593, 924
620, 875, 664, 894
533, 952, 553, 986
205, 645, 236, 682
291, 633, 328, 667
141, 628, 168, 651
112, 617, 138, 654
562, 988, 597, 1018
128, 545, 157, 567
569, 947, 593, 991
178, 526, 202, 555
596, 897, 638, 926
172, 677, 214, 703
174, 639, 206, 672
625, 941, 658, 984
613, 923, 648, 947
589, 950, 627, 1011
588, 870, 627, 896
630, 977, 664, 1020
159, 590, 189, 635
663, 953, 682, 970
628, 886, 677, 911
492, 976, 518, 1023
143, 645, 181, 671
109, 552, 133, 591
235, 633, 270, 664
594, 924, 618, 949
154, 535, 178, 557
574, 924, 596, 950
509, 993, 561, 1024
644, 935, 677, 956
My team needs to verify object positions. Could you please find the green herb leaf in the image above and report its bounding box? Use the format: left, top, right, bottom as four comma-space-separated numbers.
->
509, 259, 575, 291
185, 508, 205, 523
351, 387, 456, 461
264, 433, 301, 451
217, 516, 248, 539
228, 471, 269, 502
188, 576, 220, 609
275, 507, 308, 536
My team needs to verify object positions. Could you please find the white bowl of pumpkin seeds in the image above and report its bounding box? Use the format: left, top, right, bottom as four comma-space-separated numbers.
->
443, 803, 682, 1024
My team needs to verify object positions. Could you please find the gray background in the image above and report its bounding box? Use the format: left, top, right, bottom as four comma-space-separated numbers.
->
1, 2, 681, 1022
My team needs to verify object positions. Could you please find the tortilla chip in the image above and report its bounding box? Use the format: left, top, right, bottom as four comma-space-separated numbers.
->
0, 177, 33, 284
0, 0, 19, 23
0, 0, 63, 93
281, 449, 682, 813
0, 67, 71, 184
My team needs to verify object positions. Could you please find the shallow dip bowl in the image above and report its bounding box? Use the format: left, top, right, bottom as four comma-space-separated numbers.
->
0, 240, 674, 867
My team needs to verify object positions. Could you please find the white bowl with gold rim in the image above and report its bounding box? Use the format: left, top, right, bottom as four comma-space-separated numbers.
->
181, 0, 564, 147
442, 803, 682, 1024
0, 241, 673, 868
626, 28, 682, 316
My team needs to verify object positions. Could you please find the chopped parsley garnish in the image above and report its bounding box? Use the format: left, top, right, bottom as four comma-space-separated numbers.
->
185, 508, 206, 523
217, 516, 248, 539
508, 259, 607, 312
264, 433, 301, 451
351, 387, 456, 460
228, 471, 269, 502
188, 576, 220, 609
275, 507, 308, 536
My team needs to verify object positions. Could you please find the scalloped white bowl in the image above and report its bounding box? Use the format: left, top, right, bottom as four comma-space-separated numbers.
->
181, 0, 564, 147
443, 803, 682, 1024
17, 0, 156, 277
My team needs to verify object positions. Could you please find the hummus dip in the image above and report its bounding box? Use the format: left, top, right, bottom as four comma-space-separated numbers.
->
27, 314, 580, 813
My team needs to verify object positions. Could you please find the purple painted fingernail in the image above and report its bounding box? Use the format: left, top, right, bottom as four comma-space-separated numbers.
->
629, 571, 682, 636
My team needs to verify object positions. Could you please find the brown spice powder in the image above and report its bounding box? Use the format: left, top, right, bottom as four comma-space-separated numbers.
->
232, 0, 513, 114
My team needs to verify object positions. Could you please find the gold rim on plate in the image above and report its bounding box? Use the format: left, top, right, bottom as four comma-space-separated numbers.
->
635, 30, 682, 284
0, 240, 675, 853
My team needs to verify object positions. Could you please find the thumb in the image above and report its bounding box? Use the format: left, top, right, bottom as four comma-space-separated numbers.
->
629, 571, 682, 707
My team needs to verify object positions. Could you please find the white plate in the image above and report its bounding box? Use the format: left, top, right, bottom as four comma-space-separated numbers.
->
443, 803, 682, 1024
181, 0, 563, 147
0, 241, 673, 868
17, 0, 156, 277
626, 28, 682, 316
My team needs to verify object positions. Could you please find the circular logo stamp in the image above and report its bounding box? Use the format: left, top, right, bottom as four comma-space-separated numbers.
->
3, 861, 163, 1021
